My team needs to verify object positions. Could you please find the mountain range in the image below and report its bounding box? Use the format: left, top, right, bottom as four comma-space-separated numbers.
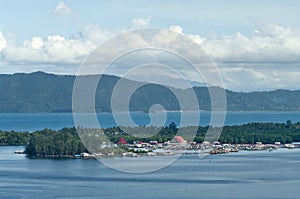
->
1, 71, 300, 113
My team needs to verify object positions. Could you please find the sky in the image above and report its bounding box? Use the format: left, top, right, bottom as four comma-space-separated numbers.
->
1, 0, 300, 91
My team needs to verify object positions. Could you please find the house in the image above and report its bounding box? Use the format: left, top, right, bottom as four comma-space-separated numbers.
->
169, 136, 187, 150
117, 137, 128, 145
171, 136, 186, 144
274, 142, 281, 145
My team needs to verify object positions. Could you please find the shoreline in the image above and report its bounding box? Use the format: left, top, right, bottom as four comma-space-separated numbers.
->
9, 144, 299, 159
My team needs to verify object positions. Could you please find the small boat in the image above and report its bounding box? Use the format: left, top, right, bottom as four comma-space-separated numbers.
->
285, 144, 295, 149
14, 150, 24, 154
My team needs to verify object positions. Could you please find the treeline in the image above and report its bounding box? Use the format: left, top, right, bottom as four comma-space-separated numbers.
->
24, 128, 87, 157
106, 121, 300, 144
1, 121, 300, 157
104, 122, 179, 144
0, 131, 29, 146
217, 120, 299, 144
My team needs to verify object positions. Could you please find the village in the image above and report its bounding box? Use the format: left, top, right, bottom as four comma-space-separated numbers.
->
78, 135, 298, 158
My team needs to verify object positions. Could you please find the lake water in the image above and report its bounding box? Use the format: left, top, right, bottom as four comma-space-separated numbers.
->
1, 146, 300, 199
1, 111, 300, 132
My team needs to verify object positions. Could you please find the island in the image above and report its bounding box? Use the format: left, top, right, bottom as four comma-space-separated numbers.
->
1, 120, 300, 158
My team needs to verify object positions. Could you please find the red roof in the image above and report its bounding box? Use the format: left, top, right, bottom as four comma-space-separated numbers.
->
174, 136, 185, 143
117, 137, 127, 144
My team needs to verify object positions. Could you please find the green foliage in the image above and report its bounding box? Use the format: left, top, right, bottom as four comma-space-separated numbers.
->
215, 121, 299, 144
2, 72, 300, 112
104, 121, 300, 144
0, 131, 29, 146
24, 127, 87, 157
103, 125, 178, 144
2, 120, 300, 157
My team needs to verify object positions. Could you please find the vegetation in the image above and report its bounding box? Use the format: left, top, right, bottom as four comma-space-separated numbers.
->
24, 127, 87, 157
105, 121, 300, 145
2, 72, 300, 112
1, 121, 300, 157
216, 121, 297, 144
0, 130, 29, 146
104, 122, 179, 144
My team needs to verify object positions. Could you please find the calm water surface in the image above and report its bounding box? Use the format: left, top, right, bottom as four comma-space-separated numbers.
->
1, 113, 300, 198
1, 112, 300, 132
0, 146, 300, 199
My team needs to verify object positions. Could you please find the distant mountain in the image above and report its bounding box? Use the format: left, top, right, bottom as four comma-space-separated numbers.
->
1, 71, 300, 112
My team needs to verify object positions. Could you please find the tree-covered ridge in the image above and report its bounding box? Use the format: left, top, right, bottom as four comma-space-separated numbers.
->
2, 72, 300, 112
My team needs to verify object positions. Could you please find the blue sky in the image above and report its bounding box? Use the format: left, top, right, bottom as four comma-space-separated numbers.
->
2, 0, 299, 41
1, 0, 300, 91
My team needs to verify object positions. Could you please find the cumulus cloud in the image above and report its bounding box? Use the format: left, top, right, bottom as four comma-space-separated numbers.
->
169, 25, 183, 33
78, 24, 118, 45
1, 23, 300, 91
180, 24, 300, 90
2, 35, 93, 64
220, 67, 272, 91
0, 24, 118, 65
0, 31, 7, 52
131, 17, 151, 28
202, 24, 300, 63
3, 24, 299, 67
197, 24, 300, 90
169, 25, 206, 44
218, 65, 300, 91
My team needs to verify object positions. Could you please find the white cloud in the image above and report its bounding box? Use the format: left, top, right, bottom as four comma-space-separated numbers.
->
169, 25, 183, 34
169, 25, 206, 44
53, 1, 72, 18
2, 35, 93, 64
219, 65, 300, 91
4, 23, 299, 67
0, 31, 7, 52
0, 24, 119, 65
220, 67, 270, 90
1, 23, 300, 91
202, 25, 300, 63
24, 37, 44, 50
131, 17, 151, 28
78, 24, 118, 45
53, 1, 79, 24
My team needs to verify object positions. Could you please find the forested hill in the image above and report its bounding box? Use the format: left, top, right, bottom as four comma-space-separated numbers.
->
1, 71, 300, 112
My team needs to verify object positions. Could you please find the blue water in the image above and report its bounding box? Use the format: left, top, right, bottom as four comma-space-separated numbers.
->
1, 113, 300, 198
0, 146, 300, 198
1, 112, 300, 131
